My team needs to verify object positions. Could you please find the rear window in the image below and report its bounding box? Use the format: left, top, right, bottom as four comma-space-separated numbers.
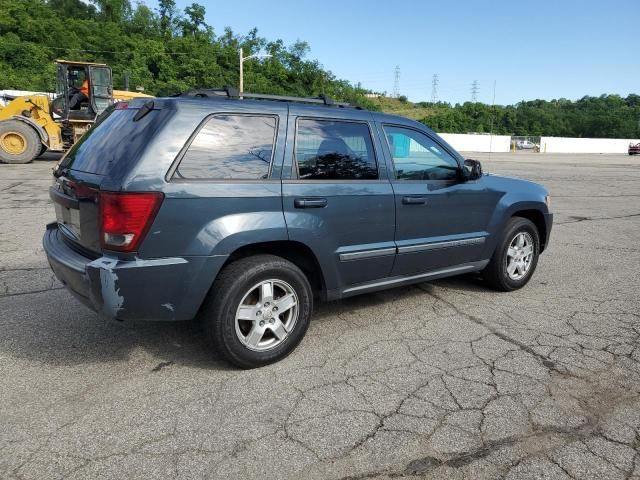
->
173, 114, 277, 180
59, 107, 161, 175
295, 119, 378, 180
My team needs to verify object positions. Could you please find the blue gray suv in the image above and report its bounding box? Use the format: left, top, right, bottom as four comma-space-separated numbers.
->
44, 90, 553, 368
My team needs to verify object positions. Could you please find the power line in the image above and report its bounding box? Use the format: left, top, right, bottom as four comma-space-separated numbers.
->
471, 80, 479, 102
430, 73, 439, 103
45, 46, 189, 55
392, 65, 400, 98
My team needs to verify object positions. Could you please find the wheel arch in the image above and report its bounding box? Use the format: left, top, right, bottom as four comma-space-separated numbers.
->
222, 240, 327, 300
7, 115, 49, 144
511, 208, 548, 252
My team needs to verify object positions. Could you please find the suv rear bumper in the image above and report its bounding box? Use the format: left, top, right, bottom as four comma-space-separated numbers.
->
43, 222, 227, 321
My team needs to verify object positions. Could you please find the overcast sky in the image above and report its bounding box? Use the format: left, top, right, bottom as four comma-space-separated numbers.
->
157, 0, 638, 105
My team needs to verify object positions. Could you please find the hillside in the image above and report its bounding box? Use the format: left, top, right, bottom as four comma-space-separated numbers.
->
372, 96, 640, 138
0, 0, 638, 138
368, 97, 437, 121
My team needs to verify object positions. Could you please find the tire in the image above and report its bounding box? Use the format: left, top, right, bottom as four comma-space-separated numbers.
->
201, 254, 313, 368
482, 217, 540, 291
0, 120, 41, 164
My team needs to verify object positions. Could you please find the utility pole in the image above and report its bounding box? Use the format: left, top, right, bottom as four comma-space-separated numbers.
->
489, 80, 497, 157
239, 47, 244, 95
392, 65, 400, 98
239, 48, 272, 97
471, 80, 479, 102
430, 74, 439, 103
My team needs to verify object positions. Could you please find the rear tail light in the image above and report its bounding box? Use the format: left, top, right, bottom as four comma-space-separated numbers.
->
99, 192, 164, 252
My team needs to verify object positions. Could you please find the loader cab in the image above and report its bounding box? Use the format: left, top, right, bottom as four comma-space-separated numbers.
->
52, 60, 113, 121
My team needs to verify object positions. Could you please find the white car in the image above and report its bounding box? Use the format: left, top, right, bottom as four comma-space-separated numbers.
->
516, 140, 539, 151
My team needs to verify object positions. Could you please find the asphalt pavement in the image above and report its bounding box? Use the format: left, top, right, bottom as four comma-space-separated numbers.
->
1, 152, 639, 479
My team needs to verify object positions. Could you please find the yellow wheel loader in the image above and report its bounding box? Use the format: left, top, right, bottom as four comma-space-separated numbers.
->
0, 60, 152, 164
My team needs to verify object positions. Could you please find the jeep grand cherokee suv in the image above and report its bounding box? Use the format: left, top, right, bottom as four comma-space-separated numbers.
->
44, 90, 553, 368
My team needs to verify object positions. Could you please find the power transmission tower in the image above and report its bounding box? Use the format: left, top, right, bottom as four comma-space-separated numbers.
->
430, 74, 439, 103
392, 65, 400, 98
471, 80, 479, 102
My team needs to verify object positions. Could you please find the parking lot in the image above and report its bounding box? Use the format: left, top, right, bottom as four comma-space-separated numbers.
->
1, 152, 639, 479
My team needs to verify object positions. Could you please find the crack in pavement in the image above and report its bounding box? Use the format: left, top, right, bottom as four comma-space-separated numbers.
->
416, 285, 558, 371
557, 212, 640, 225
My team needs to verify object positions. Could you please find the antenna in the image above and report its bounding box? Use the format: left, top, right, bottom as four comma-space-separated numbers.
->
392, 65, 400, 98
430, 74, 439, 103
471, 80, 479, 102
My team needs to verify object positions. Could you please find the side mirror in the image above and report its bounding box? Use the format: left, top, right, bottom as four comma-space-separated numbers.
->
463, 159, 483, 181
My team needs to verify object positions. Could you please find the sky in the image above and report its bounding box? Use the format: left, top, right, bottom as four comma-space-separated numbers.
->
158, 0, 638, 105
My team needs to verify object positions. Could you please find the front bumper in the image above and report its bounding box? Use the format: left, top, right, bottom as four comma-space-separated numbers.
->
43, 222, 227, 321
542, 212, 553, 251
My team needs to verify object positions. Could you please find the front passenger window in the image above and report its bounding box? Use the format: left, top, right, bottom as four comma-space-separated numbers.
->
383, 125, 459, 181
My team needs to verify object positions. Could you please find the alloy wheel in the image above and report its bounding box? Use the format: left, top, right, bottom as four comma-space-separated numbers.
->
234, 279, 299, 352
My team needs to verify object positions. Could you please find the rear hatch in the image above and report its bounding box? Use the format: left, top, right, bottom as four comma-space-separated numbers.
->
51, 101, 166, 255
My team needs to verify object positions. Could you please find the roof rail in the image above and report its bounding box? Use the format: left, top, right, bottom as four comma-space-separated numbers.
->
181, 86, 361, 109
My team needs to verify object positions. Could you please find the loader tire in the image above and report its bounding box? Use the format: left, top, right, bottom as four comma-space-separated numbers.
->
0, 120, 41, 164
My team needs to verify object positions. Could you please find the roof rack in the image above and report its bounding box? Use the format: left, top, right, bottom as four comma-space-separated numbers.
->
181, 86, 362, 109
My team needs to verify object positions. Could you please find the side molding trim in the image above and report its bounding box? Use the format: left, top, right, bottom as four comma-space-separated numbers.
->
397, 237, 485, 255
339, 247, 396, 262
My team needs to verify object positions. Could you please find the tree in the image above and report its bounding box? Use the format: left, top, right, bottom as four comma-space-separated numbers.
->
179, 3, 208, 38
157, 0, 177, 37
0, 0, 637, 139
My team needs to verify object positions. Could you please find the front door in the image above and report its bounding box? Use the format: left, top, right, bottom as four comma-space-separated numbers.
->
282, 108, 396, 295
379, 123, 501, 276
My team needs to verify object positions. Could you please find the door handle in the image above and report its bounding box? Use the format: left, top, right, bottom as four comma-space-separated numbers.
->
294, 198, 328, 208
402, 196, 427, 205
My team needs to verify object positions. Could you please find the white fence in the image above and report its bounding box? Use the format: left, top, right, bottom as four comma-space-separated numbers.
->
436, 133, 639, 154
0, 90, 55, 107
539, 137, 640, 154
438, 133, 511, 153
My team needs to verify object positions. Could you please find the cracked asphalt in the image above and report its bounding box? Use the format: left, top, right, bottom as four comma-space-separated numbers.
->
1, 152, 640, 479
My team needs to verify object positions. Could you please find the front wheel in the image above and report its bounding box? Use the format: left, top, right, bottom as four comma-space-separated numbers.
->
0, 120, 41, 164
201, 254, 313, 368
483, 217, 540, 291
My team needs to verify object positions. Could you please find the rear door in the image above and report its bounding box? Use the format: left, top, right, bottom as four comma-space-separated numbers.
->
282, 107, 396, 294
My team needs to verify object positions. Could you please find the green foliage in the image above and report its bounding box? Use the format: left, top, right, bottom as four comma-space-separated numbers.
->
1, 0, 636, 138
0, 0, 371, 104
418, 96, 640, 138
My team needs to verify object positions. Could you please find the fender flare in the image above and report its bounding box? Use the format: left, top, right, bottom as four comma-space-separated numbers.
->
6, 115, 49, 144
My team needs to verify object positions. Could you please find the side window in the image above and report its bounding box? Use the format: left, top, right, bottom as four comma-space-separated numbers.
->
383, 125, 459, 181
175, 114, 277, 180
295, 119, 378, 180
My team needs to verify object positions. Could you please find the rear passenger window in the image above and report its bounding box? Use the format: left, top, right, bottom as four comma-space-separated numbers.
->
295, 119, 378, 180
175, 114, 277, 180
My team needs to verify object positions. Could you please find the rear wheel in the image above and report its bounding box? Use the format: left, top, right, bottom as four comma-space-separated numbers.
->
0, 120, 41, 164
483, 217, 540, 291
201, 254, 313, 368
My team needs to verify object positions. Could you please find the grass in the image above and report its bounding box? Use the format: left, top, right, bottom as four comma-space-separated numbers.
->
369, 96, 436, 121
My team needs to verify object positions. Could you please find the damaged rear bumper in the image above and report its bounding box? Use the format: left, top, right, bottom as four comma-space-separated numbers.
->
43, 222, 227, 321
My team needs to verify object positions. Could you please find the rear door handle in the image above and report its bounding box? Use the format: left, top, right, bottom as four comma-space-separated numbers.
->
294, 198, 328, 208
402, 196, 427, 205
